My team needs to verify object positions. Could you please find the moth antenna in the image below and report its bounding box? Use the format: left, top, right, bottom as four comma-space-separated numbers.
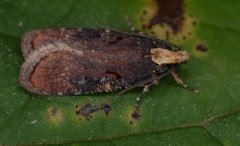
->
95, 22, 109, 29
125, 15, 144, 35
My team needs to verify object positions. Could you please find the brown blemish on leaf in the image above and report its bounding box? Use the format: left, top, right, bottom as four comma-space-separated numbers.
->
125, 106, 143, 126
46, 107, 63, 125
139, 0, 197, 42
131, 107, 141, 121
149, 0, 184, 33
129, 121, 134, 125
192, 21, 197, 26
196, 44, 208, 52
75, 103, 111, 121
192, 42, 209, 58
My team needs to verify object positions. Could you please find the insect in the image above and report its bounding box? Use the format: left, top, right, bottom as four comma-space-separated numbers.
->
19, 28, 196, 96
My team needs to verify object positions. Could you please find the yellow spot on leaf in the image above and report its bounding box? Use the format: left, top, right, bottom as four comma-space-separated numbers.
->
46, 107, 63, 125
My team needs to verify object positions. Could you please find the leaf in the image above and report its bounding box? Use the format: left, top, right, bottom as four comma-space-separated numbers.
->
0, 0, 240, 145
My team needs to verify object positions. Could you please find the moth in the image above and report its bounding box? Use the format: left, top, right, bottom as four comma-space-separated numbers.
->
19, 28, 195, 96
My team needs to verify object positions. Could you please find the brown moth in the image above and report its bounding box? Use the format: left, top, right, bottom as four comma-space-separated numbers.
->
19, 28, 194, 96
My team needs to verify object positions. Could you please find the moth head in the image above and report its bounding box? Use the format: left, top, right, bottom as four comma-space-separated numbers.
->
151, 47, 189, 65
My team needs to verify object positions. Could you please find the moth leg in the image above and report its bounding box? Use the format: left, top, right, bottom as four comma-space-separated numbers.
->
171, 71, 199, 93
128, 79, 159, 120
135, 79, 159, 109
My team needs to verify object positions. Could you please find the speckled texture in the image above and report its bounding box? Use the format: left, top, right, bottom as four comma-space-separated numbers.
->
19, 28, 186, 95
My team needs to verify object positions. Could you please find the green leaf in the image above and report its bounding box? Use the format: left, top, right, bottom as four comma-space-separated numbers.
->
0, 0, 240, 145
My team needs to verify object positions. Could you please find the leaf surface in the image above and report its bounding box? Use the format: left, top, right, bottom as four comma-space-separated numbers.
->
0, 0, 240, 145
